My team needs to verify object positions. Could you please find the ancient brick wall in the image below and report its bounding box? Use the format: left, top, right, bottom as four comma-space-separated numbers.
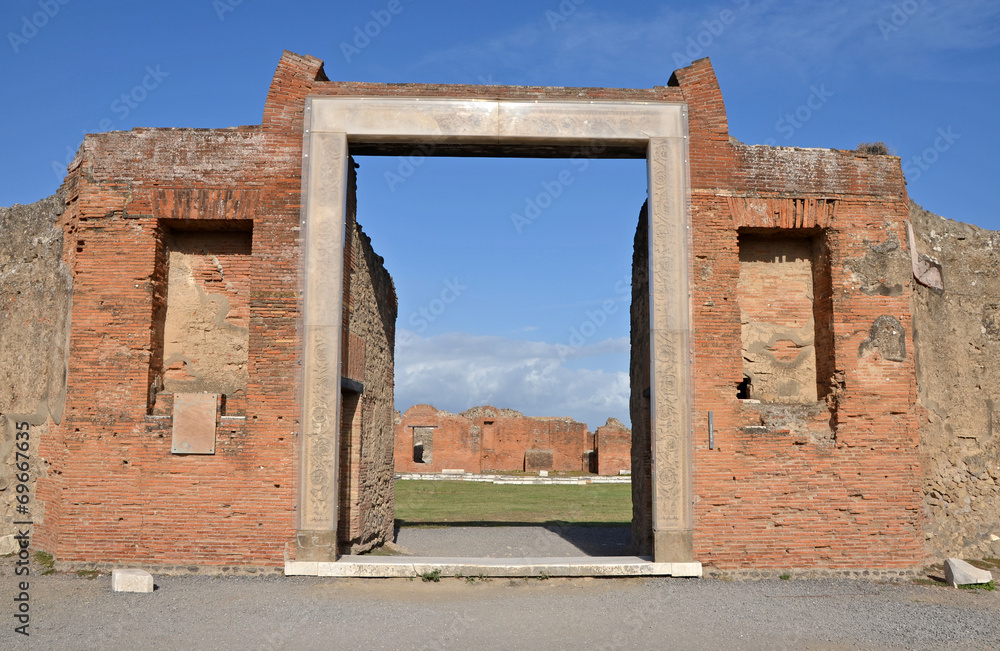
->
394, 405, 592, 473
33, 127, 302, 566
0, 193, 72, 554
31, 52, 399, 566
481, 413, 589, 472
910, 202, 1000, 560
3, 50, 950, 570
629, 202, 653, 554
25, 53, 333, 567
627, 61, 925, 568
337, 159, 398, 554
595, 418, 631, 475
394, 405, 483, 473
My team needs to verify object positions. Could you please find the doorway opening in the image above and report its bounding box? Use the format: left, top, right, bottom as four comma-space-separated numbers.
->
294, 95, 694, 568
354, 155, 643, 558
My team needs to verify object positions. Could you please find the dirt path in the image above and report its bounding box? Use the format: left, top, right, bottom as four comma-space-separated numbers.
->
2, 570, 999, 649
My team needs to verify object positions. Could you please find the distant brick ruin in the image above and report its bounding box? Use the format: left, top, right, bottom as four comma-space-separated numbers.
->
394, 405, 631, 476
2, 50, 999, 571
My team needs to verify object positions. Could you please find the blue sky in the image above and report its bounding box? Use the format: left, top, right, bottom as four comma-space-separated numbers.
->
3, 0, 998, 428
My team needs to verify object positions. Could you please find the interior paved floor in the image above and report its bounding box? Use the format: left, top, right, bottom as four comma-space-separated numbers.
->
393, 524, 632, 557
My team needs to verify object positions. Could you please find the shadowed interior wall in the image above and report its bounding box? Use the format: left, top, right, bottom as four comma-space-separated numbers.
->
337, 159, 398, 554
629, 202, 653, 555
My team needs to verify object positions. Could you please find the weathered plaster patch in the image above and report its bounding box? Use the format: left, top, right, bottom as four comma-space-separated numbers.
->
843, 233, 911, 297
859, 315, 906, 362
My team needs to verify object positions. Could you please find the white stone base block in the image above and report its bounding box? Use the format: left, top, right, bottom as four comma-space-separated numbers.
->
112, 569, 154, 593
285, 556, 703, 578
0, 534, 17, 556
945, 558, 994, 587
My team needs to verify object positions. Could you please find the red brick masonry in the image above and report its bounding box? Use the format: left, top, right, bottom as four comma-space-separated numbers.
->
394, 405, 631, 475
34, 50, 924, 569
629, 60, 923, 568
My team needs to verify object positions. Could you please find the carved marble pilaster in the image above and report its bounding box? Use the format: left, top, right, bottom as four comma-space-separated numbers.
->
647, 135, 694, 562
298, 130, 347, 559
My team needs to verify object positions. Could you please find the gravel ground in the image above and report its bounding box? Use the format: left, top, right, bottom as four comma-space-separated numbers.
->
393, 524, 632, 557
2, 570, 999, 650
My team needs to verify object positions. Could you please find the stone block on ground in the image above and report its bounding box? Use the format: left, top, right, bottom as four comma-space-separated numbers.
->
0, 534, 17, 556
112, 569, 154, 593
944, 558, 994, 587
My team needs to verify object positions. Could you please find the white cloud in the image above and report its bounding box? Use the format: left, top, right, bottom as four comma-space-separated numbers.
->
729, 0, 1000, 81
411, 1, 1000, 84
411, 8, 688, 82
395, 330, 630, 430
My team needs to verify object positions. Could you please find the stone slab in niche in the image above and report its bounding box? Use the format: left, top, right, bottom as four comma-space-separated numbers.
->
524, 449, 554, 471
171, 393, 218, 454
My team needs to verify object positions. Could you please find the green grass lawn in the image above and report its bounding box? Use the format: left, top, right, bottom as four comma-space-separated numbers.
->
394, 480, 632, 526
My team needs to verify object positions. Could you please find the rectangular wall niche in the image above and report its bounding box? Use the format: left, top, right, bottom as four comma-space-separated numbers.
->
737, 230, 833, 404
412, 426, 434, 464
150, 220, 253, 407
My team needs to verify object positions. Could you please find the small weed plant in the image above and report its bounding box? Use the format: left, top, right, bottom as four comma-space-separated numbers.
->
33, 551, 55, 575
